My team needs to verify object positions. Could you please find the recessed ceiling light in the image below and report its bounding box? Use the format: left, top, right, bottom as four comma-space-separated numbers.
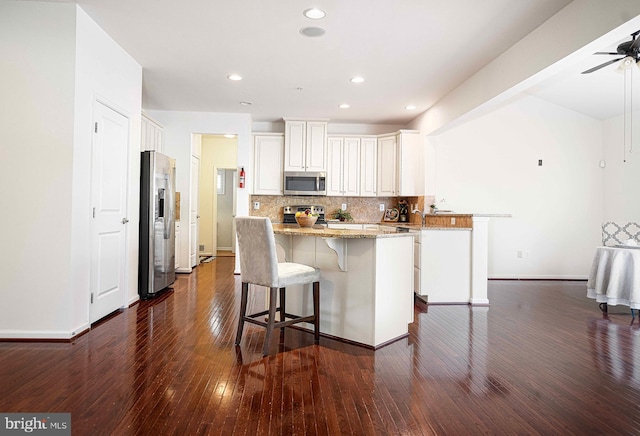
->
224, 134, 235, 138
227, 74, 242, 81
350, 76, 365, 84
339, 104, 350, 109
239, 101, 252, 106
405, 105, 417, 110
300, 27, 326, 37
303, 8, 326, 19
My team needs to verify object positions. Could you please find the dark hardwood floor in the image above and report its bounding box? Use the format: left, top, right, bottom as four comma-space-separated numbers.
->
2, 258, 640, 435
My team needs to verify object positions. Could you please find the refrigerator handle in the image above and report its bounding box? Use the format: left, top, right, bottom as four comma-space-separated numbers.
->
165, 176, 174, 239
158, 188, 165, 218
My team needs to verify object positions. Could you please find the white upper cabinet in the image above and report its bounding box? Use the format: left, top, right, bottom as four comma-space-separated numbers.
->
360, 137, 377, 197
326, 137, 344, 196
253, 134, 284, 195
284, 119, 327, 172
327, 136, 360, 196
141, 113, 163, 153
397, 130, 424, 196
377, 135, 397, 196
377, 130, 424, 197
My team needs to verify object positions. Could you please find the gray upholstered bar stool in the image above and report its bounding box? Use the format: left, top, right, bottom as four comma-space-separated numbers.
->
234, 216, 320, 356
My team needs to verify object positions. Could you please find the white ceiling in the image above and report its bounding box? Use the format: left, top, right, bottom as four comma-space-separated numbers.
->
66, 0, 612, 125
526, 32, 640, 120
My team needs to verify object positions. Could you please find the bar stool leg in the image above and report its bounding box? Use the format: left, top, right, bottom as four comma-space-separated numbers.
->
279, 287, 286, 329
263, 286, 278, 356
313, 281, 320, 343
235, 282, 249, 345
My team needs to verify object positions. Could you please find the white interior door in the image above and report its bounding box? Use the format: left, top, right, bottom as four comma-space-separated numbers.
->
190, 154, 200, 267
90, 101, 129, 323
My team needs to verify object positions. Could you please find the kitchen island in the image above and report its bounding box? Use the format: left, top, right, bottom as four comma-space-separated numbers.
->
272, 224, 415, 348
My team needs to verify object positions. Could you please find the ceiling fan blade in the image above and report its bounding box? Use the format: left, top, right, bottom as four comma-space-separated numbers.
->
581, 57, 624, 74
594, 52, 620, 55
631, 33, 640, 50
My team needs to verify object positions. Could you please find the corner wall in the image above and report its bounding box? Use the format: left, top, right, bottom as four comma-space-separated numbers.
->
0, 1, 77, 337
0, 1, 142, 339
71, 6, 142, 331
433, 95, 603, 279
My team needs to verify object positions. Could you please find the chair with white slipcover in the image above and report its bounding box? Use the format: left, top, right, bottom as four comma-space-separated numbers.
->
234, 216, 320, 356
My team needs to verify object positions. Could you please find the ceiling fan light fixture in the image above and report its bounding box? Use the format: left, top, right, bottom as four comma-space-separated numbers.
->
617, 56, 636, 72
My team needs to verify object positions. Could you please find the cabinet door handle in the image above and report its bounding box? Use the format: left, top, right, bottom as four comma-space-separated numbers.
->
122, 218, 129, 224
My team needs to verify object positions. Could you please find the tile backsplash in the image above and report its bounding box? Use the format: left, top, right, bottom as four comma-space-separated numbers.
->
250, 195, 434, 224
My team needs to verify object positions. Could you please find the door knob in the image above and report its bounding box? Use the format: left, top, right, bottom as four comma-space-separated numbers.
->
122, 218, 129, 224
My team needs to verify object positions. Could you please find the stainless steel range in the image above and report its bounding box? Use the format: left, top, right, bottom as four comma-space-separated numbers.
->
283, 205, 326, 224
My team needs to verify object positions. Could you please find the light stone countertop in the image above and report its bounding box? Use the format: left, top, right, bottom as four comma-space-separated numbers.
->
272, 224, 418, 239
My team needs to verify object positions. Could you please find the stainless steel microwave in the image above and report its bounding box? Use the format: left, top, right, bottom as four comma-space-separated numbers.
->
283, 171, 326, 196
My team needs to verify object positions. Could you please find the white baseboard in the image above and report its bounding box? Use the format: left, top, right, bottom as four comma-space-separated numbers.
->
128, 295, 140, 307
0, 328, 85, 340
488, 274, 588, 280
176, 267, 192, 274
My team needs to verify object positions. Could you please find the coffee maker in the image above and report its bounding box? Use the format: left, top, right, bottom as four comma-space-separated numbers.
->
397, 200, 408, 222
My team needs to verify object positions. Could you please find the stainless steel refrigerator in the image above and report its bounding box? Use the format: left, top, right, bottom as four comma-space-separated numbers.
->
139, 151, 176, 299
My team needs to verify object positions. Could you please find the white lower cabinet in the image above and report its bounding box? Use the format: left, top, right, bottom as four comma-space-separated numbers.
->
175, 221, 181, 269
418, 229, 471, 303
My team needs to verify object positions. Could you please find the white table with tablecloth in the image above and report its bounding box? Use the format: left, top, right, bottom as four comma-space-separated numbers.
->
587, 245, 640, 310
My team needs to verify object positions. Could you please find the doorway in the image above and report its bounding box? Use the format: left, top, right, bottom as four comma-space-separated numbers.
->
214, 167, 237, 257
197, 134, 238, 262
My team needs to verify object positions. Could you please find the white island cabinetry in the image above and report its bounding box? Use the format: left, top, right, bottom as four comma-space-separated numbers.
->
272, 225, 414, 348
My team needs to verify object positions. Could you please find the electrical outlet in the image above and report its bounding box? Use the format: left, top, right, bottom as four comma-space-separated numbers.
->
379, 204, 385, 211
517, 250, 523, 259
341, 203, 347, 210
199, 244, 205, 251
253, 201, 260, 210
451, 217, 456, 225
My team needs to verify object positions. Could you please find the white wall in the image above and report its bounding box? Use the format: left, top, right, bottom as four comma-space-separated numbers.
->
433, 95, 603, 279
145, 110, 252, 273
71, 6, 142, 331
602, 110, 640, 222
0, 1, 77, 337
0, 2, 141, 339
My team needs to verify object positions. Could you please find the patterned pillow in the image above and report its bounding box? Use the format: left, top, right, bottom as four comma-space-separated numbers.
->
602, 222, 640, 246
